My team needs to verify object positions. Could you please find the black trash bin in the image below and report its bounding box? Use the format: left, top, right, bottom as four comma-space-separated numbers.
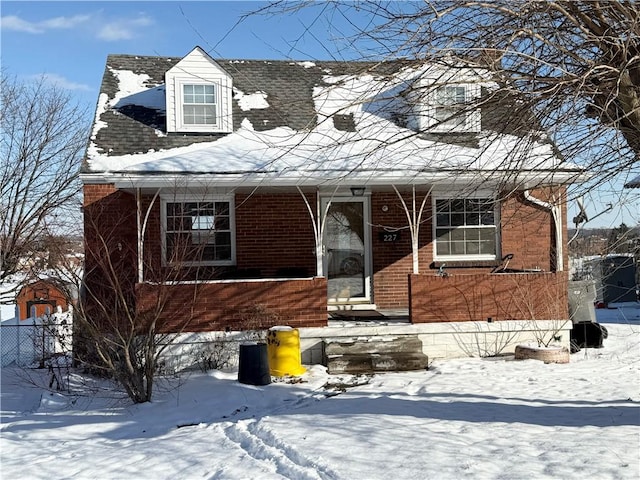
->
238, 342, 271, 386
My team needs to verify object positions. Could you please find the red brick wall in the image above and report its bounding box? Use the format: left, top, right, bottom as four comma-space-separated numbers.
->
370, 188, 562, 309
82, 184, 138, 327
83, 183, 565, 329
370, 191, 432, 308
138, 192, 317, 280
136, 277, 328, 332
83, 184, 138, 270
235, 193, 316, 276
501, 188, 564, 271
409, 272, 569, 323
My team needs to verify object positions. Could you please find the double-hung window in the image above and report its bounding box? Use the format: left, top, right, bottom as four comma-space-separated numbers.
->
434, 86, 467, 130
429, 84, 481, 132
434, 196, 498, 260
164, 198, 234, 265
182, 84, 217, 126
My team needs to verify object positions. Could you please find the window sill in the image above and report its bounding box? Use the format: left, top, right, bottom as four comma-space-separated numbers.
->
431, 260, 500, 269
172, 126, 231, 134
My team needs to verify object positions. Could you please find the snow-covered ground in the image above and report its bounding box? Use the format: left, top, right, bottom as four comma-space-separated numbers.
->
1, 307, 638, 480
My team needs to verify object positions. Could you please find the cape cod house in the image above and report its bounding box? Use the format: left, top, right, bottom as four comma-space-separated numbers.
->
81, 47, 584, 362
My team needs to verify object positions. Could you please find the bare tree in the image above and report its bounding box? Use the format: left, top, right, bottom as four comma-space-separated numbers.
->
69, 187, 255, 403
0, 74, 88, 285
264, 0, 639, 197
65, 192, 182, 403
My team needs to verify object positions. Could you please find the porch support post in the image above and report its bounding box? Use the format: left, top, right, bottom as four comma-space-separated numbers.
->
137, 189, 161, 283
524, 190, 563, 272
315, 189, 323, 276
393, 185, 431, 274
297, 186, 335, 277
136, 188, 143, 284
552, 202, 564, 271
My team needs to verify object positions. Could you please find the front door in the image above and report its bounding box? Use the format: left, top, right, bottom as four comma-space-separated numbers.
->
322, 197, 372, 304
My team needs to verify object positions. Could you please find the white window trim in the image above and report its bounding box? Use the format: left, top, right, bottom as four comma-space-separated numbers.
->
174, 78, 226, 133
432, 192, 500, 262
182, 84, 217, 127
427, 83, 481, 133
160, 194, 236, 267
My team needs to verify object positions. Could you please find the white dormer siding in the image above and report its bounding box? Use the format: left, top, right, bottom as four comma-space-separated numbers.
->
165, 47, 233, 134
408, 74, 482, 134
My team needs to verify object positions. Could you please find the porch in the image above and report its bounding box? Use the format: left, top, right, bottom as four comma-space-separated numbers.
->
138, 271, 571, 366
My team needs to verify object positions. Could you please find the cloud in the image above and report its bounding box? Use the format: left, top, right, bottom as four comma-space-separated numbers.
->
1, 12, 153, 42
97, 16, 153, 41
1, 14, 90, 33
28, 73, 91, 92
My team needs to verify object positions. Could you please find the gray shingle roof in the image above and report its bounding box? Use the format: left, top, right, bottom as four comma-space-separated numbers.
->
85, 54, 409, 172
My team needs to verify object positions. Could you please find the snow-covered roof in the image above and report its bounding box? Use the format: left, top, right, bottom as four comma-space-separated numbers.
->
83, 50, 584, 189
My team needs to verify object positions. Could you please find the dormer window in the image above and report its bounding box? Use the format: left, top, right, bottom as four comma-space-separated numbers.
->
183, 84, 217, 125
165, 47, 232, 134
434, 86, 467, 130
430, 84, 481, 133
409, 78, 481, 133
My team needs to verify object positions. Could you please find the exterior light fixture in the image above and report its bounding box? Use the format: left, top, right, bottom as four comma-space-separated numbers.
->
350, 186, 366, 197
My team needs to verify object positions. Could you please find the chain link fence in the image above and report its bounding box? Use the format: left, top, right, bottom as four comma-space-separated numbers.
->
1, 310, 73, 367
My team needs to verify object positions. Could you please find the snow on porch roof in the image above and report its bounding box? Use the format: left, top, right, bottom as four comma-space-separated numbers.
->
82, 51, 585, 188
83, 120, 582, 189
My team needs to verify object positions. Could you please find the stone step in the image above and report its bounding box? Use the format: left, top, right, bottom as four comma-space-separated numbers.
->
324, 336, 424, 356
327, 352, 429, 374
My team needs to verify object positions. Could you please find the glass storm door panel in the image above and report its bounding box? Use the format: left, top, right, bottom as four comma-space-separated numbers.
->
323, 198, 371, 303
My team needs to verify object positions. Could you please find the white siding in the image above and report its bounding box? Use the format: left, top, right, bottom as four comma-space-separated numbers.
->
165, 47, 233, 133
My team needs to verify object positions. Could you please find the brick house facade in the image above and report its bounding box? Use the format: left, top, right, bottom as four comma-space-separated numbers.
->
81, 47, 582, 333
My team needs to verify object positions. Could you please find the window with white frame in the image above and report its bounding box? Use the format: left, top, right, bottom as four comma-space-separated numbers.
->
429, 84, 481, 132
434, 197, 498, 259
164, 199, 234, 265
182, 84, 217, 126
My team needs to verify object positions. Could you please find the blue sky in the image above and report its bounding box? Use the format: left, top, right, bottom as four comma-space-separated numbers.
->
2, 1, 637, 228
1, 1, 364, 106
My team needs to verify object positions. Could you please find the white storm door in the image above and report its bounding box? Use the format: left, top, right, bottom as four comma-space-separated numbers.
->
322, 197, 372, 304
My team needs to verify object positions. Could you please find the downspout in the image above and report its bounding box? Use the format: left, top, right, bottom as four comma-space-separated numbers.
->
523, 190, 563, 272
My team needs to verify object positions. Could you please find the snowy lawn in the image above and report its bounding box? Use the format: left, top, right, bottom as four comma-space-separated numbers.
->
1, 312, 638, 480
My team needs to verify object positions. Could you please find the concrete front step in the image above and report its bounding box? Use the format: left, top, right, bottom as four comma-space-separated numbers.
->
324, 336, 429, 374
327, 352, 429, 374
325, 336, 424, 356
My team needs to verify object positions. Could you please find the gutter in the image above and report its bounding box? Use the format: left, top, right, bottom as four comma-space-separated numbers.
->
79, 169, 585, 189
524, 190, 563, 272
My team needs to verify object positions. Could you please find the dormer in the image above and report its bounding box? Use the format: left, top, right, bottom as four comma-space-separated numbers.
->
408, 71, 482, 134
165, 47, 233, 134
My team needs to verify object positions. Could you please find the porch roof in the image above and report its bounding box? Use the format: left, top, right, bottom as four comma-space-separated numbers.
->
83, 117, 583, 189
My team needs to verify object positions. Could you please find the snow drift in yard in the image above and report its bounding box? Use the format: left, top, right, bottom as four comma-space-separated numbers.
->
1, 310, 638, 480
